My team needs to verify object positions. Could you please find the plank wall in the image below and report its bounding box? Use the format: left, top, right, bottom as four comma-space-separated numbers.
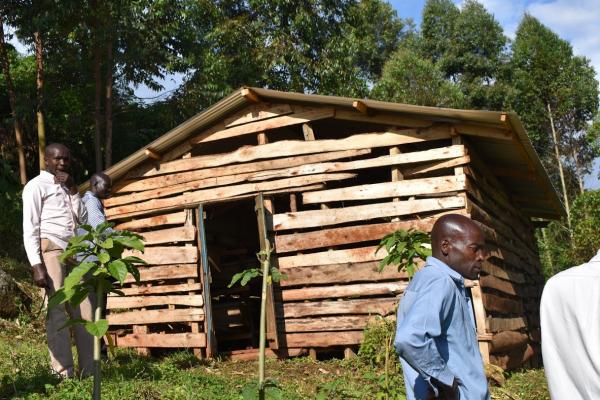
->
103, 102, 511, 357
105, 209, 206, 356
463, 143, 544, 370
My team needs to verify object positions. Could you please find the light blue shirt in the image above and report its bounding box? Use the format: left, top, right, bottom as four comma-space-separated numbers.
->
395, 256, 490, 400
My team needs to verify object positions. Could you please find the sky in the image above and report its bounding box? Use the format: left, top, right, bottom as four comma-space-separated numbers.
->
8, 0, 600, 187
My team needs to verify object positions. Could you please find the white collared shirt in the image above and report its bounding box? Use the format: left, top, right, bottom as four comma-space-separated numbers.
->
541, 250, 600, 400
22, 170, 88, 266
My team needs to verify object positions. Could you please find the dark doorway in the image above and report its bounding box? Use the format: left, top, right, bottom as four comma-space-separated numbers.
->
203, 198, 262, 352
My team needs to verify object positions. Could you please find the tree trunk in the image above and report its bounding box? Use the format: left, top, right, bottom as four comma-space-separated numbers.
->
0, 16, 27, 185
547, 103, 571, 226
104, 38, 113, 168
92, 0, 103, 172
34, 31, 46, 169
570, 148, 585, 195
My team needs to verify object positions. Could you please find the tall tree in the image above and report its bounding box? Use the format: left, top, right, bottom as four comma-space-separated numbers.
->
33, 30, 46, 168
0, 15, 27, 184
371, 47, 464, 107
510, 15, 599, 218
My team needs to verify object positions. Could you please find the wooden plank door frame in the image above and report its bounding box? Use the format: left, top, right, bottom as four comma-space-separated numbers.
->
255, 193, 280, 349
197, 204, 216, 357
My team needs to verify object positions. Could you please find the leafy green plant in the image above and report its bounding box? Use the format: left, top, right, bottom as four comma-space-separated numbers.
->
228, 244, 286, 400
376, 228, 432, 277
359, 317, 405, 400
49, 222, 146, 400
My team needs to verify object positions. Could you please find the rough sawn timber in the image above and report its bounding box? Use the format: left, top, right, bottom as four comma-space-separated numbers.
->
137, 129, 451, 178
106, 173, 356, 218
273, 195, 466, 230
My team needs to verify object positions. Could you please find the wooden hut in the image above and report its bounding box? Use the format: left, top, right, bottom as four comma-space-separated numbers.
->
99, 87, 562, 368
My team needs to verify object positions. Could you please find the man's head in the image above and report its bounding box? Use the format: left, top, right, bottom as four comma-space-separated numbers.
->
90, 173, 112, 199
431, 214, 486, 280
44, 143, 71, 175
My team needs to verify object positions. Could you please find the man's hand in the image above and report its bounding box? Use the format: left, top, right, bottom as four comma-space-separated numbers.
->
54, 171, 76, 194
32, 263, 48, 288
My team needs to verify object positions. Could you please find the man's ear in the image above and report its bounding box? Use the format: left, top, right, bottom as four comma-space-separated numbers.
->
440, 239, 450, 256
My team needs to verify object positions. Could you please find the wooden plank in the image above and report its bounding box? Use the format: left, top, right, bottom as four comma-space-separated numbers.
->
140, 130, 449, 178
123, 246, 198, 265
482, 262, 526, 285
109, 282, 202, 296
248, 145, 466, 182
403, 155, 470, 177
279, 246, 385, 269
334, 109, 432, 128
112, 211, 186, 229
224, 103, 293, 127
280, 261, 409, 287
114, 333, 206, 348
283, 298, 398, 318
490, 331, 529, 354
123, 264, 198, 283
454, 123, 512, 141
115, 149, 369, 194
106, 295, 204, 309
274, 211, 467, 253
281, 282, 406, 301
193, 108, 335, 143
479, 275, 518, 296
470, 284, 490, 363
280, 315, 377, 333
285, 331, 364, 347
141, 226, 196, 245
273, 195, 466, 231
106, 173, 356, 218
108, 308, 204, 325
303, 175, 465, 204
486, 317, 526, 333
483, 293, 523, 315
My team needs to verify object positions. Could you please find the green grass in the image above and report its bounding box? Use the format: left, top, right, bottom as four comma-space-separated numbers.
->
0, 319, 550, 400
0, 259, 549, 400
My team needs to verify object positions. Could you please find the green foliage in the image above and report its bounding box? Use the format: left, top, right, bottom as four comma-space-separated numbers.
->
376, 229, 431, 277
242, 379, 284, 400
539, 190, 600, 278
0, 158, 23, 259
48, 223, 146, 338
372, 47, 464, 107
358, 317, 406, 400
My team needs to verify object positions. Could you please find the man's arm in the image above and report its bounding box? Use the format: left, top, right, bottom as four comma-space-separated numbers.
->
394, 276, 459, 398
22, 182, 47, 287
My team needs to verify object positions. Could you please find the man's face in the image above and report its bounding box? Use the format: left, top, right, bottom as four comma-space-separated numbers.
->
45, 146, 71, 175
443, 226, 487, 280
95, 177, 112, 199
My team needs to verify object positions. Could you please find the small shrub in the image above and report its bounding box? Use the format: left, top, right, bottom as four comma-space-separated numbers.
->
358, 317, 399, 369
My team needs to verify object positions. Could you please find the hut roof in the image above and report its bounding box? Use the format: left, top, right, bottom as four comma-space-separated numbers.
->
98, 87, 564, 220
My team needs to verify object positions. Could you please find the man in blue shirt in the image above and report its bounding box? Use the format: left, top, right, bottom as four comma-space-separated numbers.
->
395, 214, 490, 400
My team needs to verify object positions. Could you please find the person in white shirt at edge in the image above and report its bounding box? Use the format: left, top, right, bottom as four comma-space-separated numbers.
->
540, 249, 600, 400
22, 143, 93, 378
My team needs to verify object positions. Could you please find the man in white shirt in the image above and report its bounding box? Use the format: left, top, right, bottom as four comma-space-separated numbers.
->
22, 143, 93, 378
540, 250, 600, 399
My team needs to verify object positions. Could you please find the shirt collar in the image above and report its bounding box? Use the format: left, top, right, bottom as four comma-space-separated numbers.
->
427, 256, 465, 285
39, 170, 56, 183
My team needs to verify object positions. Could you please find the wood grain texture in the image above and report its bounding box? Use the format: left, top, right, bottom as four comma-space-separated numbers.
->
113, 333, 207, 348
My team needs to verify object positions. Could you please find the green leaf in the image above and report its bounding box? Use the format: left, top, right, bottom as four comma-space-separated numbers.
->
69, 287, 90, 308
99, 237, 114, 249
228, 271, 245, 288
58, 246, 82, 263
58, 318, 87, 331
113, 236, 144, 252
64, 262, 95, 291
85, 319, 108, 338
47, 288, 75, 310
107, 260, 128, 284
121, 255, 147, 264
240, 269, 260, 286
98, 252, 110, 264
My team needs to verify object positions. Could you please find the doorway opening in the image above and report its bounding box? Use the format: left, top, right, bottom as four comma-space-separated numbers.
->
203, 198, 262, 352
